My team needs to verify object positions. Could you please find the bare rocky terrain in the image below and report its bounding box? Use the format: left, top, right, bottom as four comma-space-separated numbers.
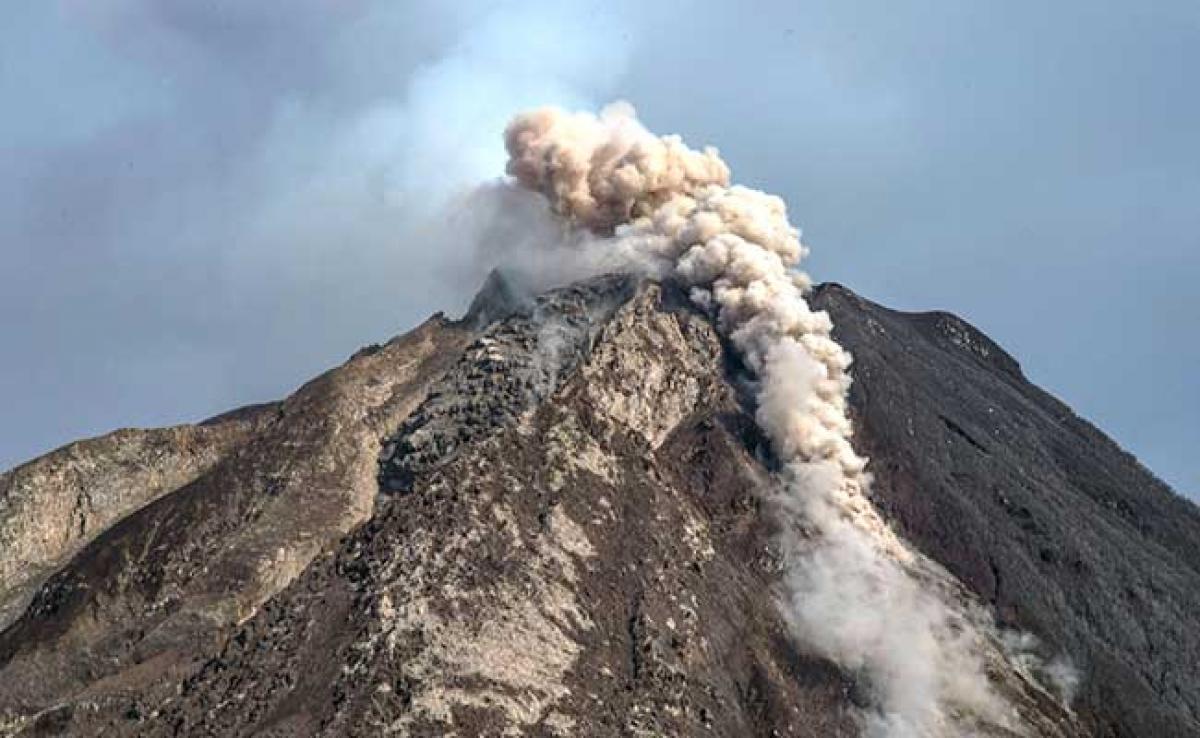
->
812, 284, 1200, 737
0, 273, 1195, 736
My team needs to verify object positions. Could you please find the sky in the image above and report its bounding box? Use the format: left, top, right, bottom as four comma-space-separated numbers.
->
1, 0, 1195, 497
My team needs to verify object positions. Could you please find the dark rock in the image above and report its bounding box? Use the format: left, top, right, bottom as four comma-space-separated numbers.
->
811, 283, 1200, 737
462, 268, 532, 329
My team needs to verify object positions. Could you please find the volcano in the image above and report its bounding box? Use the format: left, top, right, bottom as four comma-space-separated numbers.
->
0, 272, 1196, 737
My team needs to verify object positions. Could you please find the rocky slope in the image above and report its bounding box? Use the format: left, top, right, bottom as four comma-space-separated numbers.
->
813, 284, 1200, 737
0, 406, 274, 632
0, 274, 1195, 736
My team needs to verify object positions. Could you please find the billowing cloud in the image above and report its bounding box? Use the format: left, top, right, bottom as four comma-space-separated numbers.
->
501, 102, 1044, 735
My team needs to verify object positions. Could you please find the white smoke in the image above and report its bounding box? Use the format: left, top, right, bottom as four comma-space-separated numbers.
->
500, 102, 1027, 735
1002, 631, 1082, 708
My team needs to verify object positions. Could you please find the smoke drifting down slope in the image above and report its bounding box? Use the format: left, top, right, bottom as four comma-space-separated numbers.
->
502, 103, 1032, 736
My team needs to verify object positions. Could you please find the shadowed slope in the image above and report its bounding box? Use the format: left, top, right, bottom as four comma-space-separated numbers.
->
812, 283, 1200, 737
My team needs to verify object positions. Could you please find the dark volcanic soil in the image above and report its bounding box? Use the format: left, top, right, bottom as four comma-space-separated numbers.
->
812, 284, 1200, 737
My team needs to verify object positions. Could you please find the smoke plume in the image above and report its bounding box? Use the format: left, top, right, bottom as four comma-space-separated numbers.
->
501, 103, 1023, 736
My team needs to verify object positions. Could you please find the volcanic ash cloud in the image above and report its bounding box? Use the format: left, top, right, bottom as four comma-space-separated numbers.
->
502, 102, 1017, 736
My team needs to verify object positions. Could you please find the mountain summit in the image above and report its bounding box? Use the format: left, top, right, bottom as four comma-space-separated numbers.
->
0, 274, 1196, 737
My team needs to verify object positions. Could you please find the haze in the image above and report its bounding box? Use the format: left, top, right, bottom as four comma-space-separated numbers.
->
1, 1, 1195, 497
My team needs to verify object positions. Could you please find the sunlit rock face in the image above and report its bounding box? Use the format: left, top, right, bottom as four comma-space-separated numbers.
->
0, 409, 272, 632
0, 274, 1194, 736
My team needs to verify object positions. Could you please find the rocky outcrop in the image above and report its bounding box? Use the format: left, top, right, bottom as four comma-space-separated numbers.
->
0, 275, 1195, 737
380, 274, 637, 491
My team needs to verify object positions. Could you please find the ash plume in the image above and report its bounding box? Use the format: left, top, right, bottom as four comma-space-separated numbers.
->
505, 102, 730, 233
501, 103, 1027, 735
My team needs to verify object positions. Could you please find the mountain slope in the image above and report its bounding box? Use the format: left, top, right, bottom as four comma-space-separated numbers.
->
0, 314, 472, 733
812, 284, 1200, 737
0, 406, 274, 632
0, 275, 1194, 736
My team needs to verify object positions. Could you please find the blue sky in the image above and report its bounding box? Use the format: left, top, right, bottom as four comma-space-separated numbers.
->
1, 1, 1196, 496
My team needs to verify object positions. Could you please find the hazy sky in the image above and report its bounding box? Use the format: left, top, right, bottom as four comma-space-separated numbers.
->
1, 1, 1196, 497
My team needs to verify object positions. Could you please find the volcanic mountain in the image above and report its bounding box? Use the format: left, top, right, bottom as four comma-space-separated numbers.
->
0, 272, 1197, 737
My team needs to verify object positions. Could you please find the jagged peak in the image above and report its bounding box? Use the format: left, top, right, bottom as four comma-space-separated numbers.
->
461, 269, 531, 329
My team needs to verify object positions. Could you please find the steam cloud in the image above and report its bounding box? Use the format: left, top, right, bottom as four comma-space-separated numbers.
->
501, 103, 1030, 736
